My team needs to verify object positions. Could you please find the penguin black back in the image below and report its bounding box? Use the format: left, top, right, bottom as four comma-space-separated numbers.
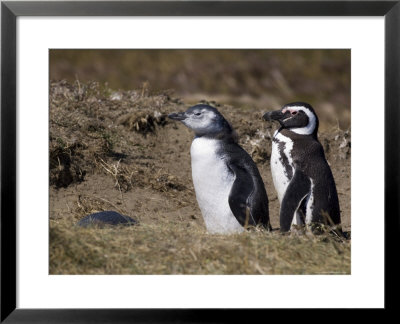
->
220, 140, 270, 229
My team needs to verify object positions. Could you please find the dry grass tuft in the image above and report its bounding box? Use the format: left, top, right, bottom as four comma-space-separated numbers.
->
94, 157, 187, 194
74, 195, 128, 220
96, 158, 136, 192
118, 111, 167, 134
49, 140, 87, 188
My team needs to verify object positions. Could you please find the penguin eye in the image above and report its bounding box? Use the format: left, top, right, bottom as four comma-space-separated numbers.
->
291, 111, 298, 116
194, 112, 202, 116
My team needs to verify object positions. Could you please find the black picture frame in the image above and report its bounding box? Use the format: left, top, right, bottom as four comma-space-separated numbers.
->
1, 0, 399, 322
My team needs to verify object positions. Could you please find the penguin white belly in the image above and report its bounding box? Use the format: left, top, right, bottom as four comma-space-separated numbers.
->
190, 137, 244, 234
270, 132, 294, 203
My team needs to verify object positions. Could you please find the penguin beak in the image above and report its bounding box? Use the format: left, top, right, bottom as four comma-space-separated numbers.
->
263, 110, 284, 122
168, 112, 187, 121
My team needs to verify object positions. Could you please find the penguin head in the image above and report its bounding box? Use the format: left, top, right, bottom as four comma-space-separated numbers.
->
168, 104, 234, 138
263, 102, 319, 135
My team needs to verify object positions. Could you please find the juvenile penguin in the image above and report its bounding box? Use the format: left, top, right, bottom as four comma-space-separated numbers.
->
169, 104, 270, 234
263, 102, 340, 232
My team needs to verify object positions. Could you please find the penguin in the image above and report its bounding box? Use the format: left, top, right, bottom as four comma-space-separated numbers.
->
168, 104, 270, 234
263, 102, 341, 233
77, 211, 137, 228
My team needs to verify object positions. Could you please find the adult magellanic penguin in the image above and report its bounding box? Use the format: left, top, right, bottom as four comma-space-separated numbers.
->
169, 104, 270, 234
263, 102, 341, 233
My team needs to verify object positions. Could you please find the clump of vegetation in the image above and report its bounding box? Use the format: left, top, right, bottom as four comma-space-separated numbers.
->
118, 111, 164, 134
49, 139, 86, 188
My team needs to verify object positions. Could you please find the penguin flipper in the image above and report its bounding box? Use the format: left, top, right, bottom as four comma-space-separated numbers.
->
280, 169, 311, 232
227, 163, 256, 227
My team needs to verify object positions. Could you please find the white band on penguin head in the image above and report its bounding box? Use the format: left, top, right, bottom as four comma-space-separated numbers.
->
287, 106, 317, 135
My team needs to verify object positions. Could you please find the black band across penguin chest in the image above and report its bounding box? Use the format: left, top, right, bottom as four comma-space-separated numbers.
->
274, 137, 294, 180
270, 130, 296, 202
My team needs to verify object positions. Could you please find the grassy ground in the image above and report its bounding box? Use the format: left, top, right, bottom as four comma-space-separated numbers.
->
50, 219, 350, 275
49, 80, 351, 275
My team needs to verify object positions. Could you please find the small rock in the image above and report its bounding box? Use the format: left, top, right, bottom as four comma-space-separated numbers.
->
76, 211, 137, 228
